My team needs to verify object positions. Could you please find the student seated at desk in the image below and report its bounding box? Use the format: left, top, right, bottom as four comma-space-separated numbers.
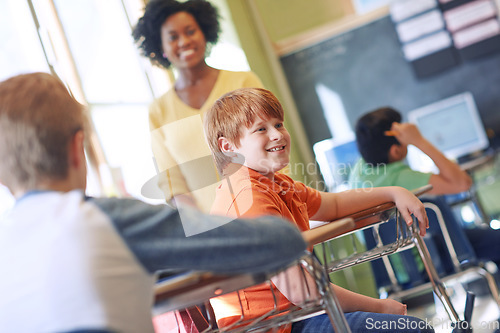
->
0, 73, 309, 333
349, 107, 500, 269
204, 87, 433, 333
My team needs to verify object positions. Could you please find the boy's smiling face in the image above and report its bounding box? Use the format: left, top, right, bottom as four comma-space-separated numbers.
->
230, 116, 290, 179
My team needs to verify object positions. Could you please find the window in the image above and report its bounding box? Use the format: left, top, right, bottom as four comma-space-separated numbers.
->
0, 0, 252, 212
0, 0, 50, 212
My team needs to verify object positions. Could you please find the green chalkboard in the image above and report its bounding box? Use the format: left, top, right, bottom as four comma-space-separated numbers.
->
280, 15, 500, 148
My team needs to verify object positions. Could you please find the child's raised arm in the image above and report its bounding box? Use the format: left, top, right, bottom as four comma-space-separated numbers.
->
390, 122, 472, 195
311, 186, 429, 236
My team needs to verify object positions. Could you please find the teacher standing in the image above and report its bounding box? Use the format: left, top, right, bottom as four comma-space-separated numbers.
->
133, 0, 263, 212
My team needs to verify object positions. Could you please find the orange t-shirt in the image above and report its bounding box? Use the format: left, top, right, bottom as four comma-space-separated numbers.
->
210, 165, 322, 333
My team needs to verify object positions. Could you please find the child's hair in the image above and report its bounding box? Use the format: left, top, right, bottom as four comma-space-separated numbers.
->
132, 0, 220, 69
355, 107, 402, 164
204, 87, 284, 174
0, 72, 85, 193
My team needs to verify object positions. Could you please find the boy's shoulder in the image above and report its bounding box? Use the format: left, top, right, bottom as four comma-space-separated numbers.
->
217, 166, 269, 194
212, 167, 294, 218
214, 166, 289, 202
221, 166, 295, 191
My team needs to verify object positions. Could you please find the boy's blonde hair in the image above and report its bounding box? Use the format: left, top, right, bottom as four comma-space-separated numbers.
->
204, 87, 284, 174
0, 72, 85, 193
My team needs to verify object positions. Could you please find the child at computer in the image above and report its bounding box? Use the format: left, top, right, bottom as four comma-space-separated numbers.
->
349, 107, 500, 271
349, 107, 472, 195
204, 87, 433, 333
0, 73, 313, 333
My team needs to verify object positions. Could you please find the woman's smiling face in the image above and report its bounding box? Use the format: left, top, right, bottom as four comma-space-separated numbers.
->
161, 11, 207, 69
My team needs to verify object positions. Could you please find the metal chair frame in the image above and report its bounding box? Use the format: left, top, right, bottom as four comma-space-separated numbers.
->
154, 252, 352, 332
154, 218, 356, 333
316, 185, 466, 324
422, 201, 499, 306
154, 185, 492, 331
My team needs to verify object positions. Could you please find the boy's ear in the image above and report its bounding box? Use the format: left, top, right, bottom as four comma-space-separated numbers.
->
69, 130, 86, 168
218, 137, 236, 153
388, 143, 404, 163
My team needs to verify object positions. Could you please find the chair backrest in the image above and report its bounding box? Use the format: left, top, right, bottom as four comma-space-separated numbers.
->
153, 252, 352, 333
421, 196, 478, 271
362, 215, 427, 290
362, 195, 479, 291
313, 135, 360, 192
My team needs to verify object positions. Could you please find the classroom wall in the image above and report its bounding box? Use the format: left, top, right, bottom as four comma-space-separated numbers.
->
224, 0, 378, 181
280, 14, 500, 147
225, 0, 325, 183
228, 0, 500, 155
252, 0, 350, 43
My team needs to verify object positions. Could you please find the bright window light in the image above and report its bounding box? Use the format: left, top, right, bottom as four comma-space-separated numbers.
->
460, 205, 476, 224
0, 0, 49, 81
3, 0, 252, 203
490, 219, 500, 230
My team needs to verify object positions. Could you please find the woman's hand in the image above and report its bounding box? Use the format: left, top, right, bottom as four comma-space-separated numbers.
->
392, 187, 429, 236
378, 298, 408, 315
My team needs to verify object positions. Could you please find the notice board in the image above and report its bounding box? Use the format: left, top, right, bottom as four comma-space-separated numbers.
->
280, 15, 500, 147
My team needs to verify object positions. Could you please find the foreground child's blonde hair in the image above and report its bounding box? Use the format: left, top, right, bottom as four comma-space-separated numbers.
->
0, 72, 85, 193
204, 88, 284, 174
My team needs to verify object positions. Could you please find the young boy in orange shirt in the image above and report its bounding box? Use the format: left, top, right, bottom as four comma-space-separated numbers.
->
204, 87, 433, 332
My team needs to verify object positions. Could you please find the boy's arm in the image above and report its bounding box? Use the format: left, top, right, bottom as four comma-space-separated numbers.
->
331, 283, 406, 315
272, 268, 406, 315
90, 197, 307, 274
391, 122, 472, 195
311, 186, 429, 236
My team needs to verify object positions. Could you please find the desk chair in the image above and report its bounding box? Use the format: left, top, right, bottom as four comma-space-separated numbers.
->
363, 195, 500, 305
154, 218, 355, 333
316, 185, 474, 327
313, 137, 423, 293
154, 190, 476, 332
422, 197, 499, 305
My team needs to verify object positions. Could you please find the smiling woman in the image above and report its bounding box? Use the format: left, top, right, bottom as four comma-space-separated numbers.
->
132, 0, 264, 213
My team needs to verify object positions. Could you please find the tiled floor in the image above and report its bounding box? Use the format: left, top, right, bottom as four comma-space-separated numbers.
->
405, 275, 500, 333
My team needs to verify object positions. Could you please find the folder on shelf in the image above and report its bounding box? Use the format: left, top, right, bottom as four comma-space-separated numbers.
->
452, 18, 500, 49
402, 30, 453, 61
391, 0, 438, 23
443, 0, 497, 32
396, 9, 445, 43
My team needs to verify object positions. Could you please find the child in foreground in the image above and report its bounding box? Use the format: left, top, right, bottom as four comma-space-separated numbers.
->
204, 87, 433, 333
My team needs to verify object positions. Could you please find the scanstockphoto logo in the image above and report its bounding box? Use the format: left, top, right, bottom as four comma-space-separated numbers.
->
141, 155, 378, 237
143, 113, 381, 237
365, 317, 434, 331
365, 317, 499, 331
141, 153, 246, 237
144, 114, 241, 237
141, 152, 324, 236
